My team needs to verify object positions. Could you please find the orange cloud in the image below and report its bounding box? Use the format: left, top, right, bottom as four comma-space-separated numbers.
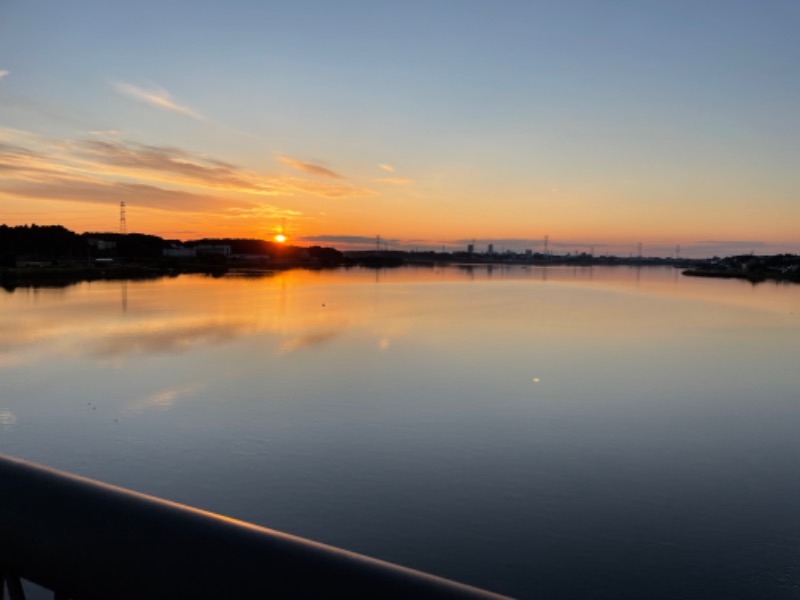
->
75, 139, 369, 199
278, 156, 343, 179
1, 175, 234, 212
0, 129, 371, 209
376, 177, 412, 185
0, 129, 384, 241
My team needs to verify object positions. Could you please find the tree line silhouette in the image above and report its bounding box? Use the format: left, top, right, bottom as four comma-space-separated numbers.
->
0, 224, 343, 265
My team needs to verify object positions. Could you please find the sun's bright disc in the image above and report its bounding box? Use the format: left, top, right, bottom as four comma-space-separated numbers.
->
275, 234, 287, 243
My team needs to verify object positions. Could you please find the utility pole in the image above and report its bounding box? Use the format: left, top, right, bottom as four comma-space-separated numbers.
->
119, 201, 127, 235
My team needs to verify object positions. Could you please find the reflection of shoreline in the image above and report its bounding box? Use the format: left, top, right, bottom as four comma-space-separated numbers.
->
0, 263, 347, 291
683, 269, 800, 284
10, 262, 796, 296
0, 265, 218, 292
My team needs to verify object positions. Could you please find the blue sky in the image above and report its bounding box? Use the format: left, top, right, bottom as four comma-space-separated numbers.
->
1, 1, 799, 256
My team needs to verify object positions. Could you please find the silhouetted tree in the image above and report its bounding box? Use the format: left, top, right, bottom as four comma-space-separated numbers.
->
0, 224, 86, 259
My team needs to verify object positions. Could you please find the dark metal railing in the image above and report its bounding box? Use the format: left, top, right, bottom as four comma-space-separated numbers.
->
0, 454, 509, 599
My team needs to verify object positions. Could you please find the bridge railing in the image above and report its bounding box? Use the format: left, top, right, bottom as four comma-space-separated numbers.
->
0, 453, 508, 599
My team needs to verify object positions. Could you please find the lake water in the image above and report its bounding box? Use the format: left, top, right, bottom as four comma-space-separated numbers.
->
2, 265, 800, 598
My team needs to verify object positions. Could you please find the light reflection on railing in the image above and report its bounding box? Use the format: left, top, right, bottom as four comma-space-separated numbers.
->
0, 454, 509, 600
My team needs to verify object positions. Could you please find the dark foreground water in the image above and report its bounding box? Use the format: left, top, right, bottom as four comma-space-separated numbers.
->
2, 265, 800, 598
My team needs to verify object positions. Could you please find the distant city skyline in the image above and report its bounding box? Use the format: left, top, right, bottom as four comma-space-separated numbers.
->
2, 1, 799, 259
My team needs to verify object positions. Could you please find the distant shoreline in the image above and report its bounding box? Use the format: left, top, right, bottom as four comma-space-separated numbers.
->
0, 264, 220, 290
682, 268, 800, 284
4, 259, 800, 291
0, 261, 685, 291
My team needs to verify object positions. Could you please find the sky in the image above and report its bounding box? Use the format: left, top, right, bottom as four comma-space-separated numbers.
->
1, 0, 799, 257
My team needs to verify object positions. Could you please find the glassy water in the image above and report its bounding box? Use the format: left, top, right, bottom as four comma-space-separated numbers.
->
2, 265, 800, 598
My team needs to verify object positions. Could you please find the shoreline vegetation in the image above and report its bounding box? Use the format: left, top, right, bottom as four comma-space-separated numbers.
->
2, 224, 799, 290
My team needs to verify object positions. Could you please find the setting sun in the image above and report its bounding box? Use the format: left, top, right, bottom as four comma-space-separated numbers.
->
275, 234, 287, 243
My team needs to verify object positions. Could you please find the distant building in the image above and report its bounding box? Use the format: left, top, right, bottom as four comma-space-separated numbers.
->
487, 244, 494, 255
467, 243, 474, 254
163, 248, 196, 258
87, 238, 117, 251
194, 245, 231, 256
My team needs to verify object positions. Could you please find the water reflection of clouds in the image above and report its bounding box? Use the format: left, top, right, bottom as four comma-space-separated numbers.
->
0, 319, 67, 352
0, 410, 17, 427
12, 268, 789, 371
91, 319, 257, 357
0, 319, 71, 369
2, 310, 361, 366
128, 382, 205, 412
279, 330, 342, 354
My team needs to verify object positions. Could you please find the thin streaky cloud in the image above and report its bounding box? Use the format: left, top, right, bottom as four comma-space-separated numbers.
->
696, 240, 766, 247
0, 128, 372, 204
0, 174, 237, 213
225, 204, 302, 220
378, 164, 394, 172
279, 156, 343, 179
300, 234, 399, 245
89, 129, 122, 136
75, 139, 369, 198
114, 82, 205, 120
376, 177, 412, 185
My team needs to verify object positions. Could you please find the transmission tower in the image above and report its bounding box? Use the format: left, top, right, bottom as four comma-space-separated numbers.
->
119, 201, 127, 234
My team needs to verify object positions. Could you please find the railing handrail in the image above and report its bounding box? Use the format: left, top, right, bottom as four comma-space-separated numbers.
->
0, 453, 509, 599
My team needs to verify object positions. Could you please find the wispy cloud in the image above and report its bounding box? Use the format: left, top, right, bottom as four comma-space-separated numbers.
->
2, 176, 231, 212
695, 240, 766, 247
225, 204, 301, 220
0, 70, 9, 81
75, 139, 368, 198
376, 177, 412, 185
375, 163, 411, 184
0, 128, 371, 221
279, 156, 343, 179
114, 82, 205, 120
89, 129, 122, 136
300, 234, 398, 247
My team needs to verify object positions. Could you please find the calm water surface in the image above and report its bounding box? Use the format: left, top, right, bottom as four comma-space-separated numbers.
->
2, 265, 800, 598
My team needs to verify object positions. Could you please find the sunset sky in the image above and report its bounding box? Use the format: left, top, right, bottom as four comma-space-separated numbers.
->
1, 1, 799, 257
